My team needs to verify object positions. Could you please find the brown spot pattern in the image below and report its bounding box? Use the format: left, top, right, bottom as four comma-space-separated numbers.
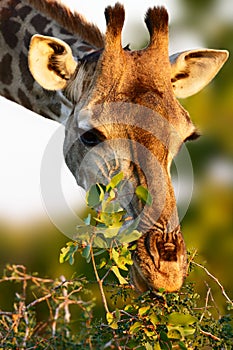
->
19, 52, 34, 91
1, 19, 21, 49
47, 103, 62, 116
3, 88, 14, 102
18, 88, 33, 111
0, 53, 13, 85
17, 6, 32, 21
23, 29, 32, 50
30, 14, 50, 32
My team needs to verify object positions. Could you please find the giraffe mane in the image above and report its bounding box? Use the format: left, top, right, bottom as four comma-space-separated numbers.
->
27, 0, 105, 49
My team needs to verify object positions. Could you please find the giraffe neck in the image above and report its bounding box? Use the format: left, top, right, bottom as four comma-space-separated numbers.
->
0, 0, 104, 122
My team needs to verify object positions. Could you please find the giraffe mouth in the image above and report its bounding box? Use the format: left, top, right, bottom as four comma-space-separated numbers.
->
130, 226, 187, 292
164, 242, 176, 251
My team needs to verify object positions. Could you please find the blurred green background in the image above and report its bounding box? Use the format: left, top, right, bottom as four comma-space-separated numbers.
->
0, 0, 232, 317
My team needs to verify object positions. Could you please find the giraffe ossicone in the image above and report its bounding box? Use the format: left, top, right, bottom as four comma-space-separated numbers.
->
0, 0, 229, 293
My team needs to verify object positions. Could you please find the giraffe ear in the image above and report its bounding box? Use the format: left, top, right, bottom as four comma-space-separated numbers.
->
170, 49, 229, 98
28, 35, 77, 90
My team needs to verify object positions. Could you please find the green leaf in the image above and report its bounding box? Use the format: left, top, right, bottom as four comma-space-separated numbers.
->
138, 305, 150, 316
111, 247, 119, 263
153, 342, 162, 350
83, 213, 91, 225
93, 235, 108, 248
82, 244, 91, 261
59, 242, 78, 265
135, 185, 153, 206
145, 342, 153, 350
168, 312, 197, 326
167, 324, 195, 340
106, 312, 118, 329
102, 201, 124, 214
149, 312, 160, 327
111, 266, 128, 284
124, 304, 136, 314
144, 329, 155, 337
111, 246, 133, 270
167, 328, 182, 340
106, 311, 113, 323
129, 321, 142, 334
115, 308, 121, 321
118, 229, 142, 244
96, 258, 107, 269
182, 325, 196, 337
106, 172, 124, 191
178, 341, 187, 350
102, 226, 120, 238
86, 184, 105, 208
159, 331, 169, 342
75, 220, 93, 241
117, 217, 142, 243
98, 210, 125, 229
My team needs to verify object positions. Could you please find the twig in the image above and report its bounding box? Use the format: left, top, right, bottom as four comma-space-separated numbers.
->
207, 282, 222, 319
60, 276, 71, 324
200, 328, 221, 341
27, 291, 53, 309
0, 264, 54, 285
0, 311, 14, 316
90, 246, 110, 314
191, 261, 233, 307
26, 278, 75, 309
200, 283, 211, 322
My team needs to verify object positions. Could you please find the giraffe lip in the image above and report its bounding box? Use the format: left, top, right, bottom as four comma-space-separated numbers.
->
164, 242, 176, 251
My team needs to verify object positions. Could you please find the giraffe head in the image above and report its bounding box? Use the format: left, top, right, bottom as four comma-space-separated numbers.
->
28, 4, 228, 292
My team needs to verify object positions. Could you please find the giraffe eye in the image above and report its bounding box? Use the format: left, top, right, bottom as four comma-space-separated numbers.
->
79, 128, 104, 146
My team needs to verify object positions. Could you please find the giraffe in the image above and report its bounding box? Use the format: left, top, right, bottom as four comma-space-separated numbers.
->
0, 1, 228, 292
0, 0, 104, 122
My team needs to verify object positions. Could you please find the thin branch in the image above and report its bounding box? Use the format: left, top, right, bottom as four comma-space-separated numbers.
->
192, 261, 233, 307
52, 299, 84, 336
60, 276, 71, 325
207, 282, 222, 319
200, 328, 221, 341
27, 291, 53, 309
101, 267, 112, 282
0, 311, 14, 316
0, 273, 54, 284
200, 283, 211, 322
90, 246, 109, 314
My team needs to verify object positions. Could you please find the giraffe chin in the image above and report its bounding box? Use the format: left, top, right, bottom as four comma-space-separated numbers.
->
130, 258, 186, 293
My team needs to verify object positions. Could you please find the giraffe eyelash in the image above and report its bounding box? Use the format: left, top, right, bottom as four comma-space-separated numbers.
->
184, 131, 201, 142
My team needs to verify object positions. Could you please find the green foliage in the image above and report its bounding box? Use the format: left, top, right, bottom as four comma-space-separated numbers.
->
1, 265, 232, 349
135, 185, 153, 206
71, 171, 142, 248
59, 241, 79, 265
1, 175, 232, 348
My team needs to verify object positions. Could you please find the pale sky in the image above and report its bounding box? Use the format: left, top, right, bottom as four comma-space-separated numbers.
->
0, 0, 231, 226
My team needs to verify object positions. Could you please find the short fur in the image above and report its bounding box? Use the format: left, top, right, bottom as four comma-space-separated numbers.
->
27, 0, 104, 48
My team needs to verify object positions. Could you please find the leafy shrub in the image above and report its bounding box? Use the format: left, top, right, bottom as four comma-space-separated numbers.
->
0, 174, 232, 349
